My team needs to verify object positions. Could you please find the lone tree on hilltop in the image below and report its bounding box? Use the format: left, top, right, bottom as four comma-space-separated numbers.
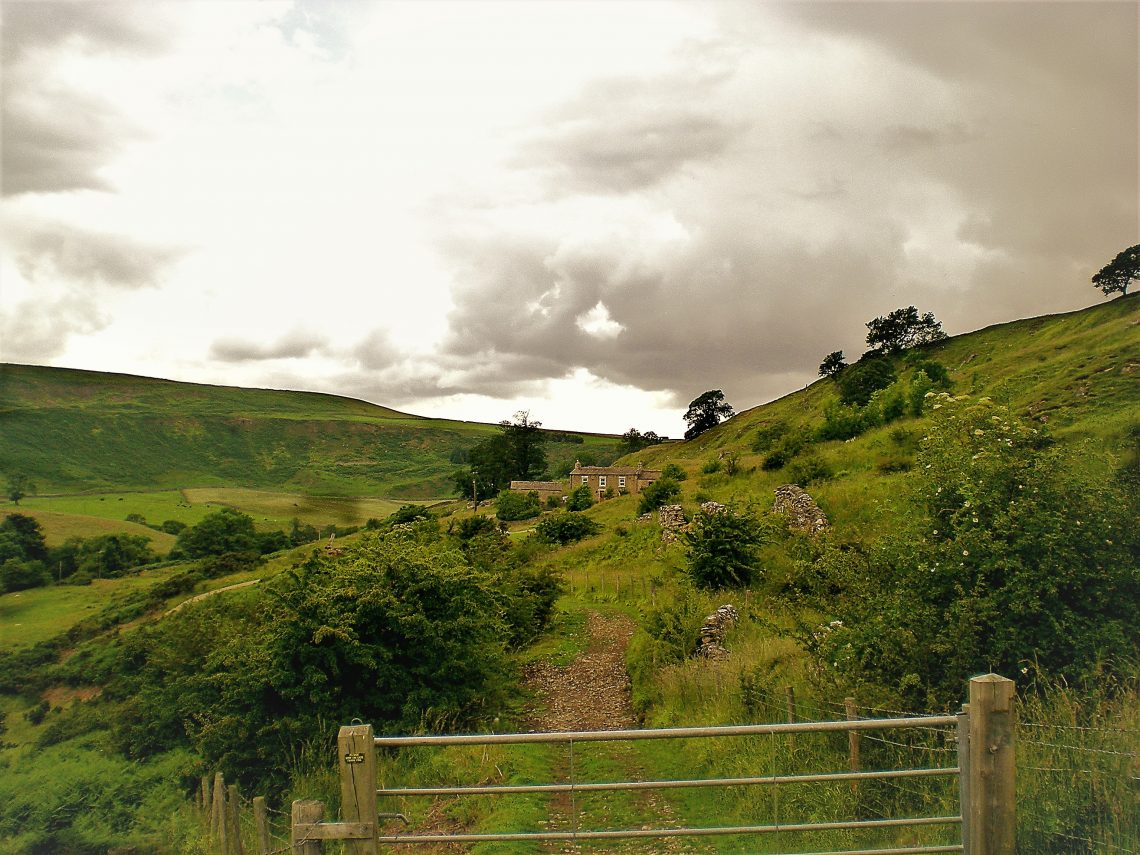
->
818, 350, 847, 378
1091, 243, 1139, 297
683, 390, 734, 440
865, 306, 947, 354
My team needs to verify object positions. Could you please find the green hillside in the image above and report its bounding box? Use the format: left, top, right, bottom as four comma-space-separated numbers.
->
0, 365, 621, 498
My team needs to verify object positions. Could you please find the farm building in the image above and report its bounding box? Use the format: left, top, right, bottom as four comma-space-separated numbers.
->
568, 461, 662, 500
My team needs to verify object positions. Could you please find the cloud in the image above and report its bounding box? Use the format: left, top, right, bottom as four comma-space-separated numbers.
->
11, 222, 182, 289
0, 294, 106, 363
1, 1, 168, 196
210, 330, 330, 363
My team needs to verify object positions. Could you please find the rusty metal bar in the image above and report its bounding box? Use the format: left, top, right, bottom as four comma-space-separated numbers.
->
374, 715, 959, 746
376, 814, 961, 843
379, 765, 959, 797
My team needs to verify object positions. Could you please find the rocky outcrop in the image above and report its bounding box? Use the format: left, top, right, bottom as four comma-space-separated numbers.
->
657, 504, 687, 543
773, 485, 829, 535
696, 604, 739, 660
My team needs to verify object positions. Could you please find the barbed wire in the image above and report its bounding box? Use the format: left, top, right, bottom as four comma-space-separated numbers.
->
1046, 830, 1137, 854
1020, 720, 1139, 735
1021, 763, 1140, 780
1022, 737, 1138, 758
861, 732, 957, 754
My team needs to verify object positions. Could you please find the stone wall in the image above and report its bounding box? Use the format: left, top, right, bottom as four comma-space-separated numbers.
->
772, 484, 829, 535
696, 604, 739, 660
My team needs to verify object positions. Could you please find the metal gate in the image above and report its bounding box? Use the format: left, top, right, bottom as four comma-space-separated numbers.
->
291, 673, 1015, 854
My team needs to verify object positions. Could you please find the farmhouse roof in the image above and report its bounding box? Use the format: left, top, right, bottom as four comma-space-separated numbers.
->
569, 463, 662, 478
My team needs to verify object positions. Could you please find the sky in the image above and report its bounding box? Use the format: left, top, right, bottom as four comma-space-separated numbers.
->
1, 0, 1136, 437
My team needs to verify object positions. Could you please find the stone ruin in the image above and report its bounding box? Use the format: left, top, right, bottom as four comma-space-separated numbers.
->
772, 484, 829, 535
657, 504, 687, 543
696, 604, 739, 660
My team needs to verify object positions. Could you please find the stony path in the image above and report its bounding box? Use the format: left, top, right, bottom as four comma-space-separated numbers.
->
522, 611, 701, 854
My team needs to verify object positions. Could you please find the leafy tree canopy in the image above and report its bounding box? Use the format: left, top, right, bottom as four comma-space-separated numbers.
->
170, 507, 259, 559
684, 504, 767, 589
453, 411, 549, 500
865, 306, 947, 354
1091, 243, 1139, 296
0, 513, 48, 562
683, 390, 734, 440
5, 474, 33, 505
637, 477, 681, 515
819, 351, 847, 378
621, 428, 664, 454
837, 357, 897, 406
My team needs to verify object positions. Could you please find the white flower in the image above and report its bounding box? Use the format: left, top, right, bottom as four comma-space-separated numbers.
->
962, 550, 969, 556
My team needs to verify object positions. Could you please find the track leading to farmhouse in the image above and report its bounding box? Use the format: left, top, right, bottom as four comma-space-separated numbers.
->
522, 610, 703, 854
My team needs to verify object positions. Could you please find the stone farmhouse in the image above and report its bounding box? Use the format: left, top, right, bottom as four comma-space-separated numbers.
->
569, 461, 662, 501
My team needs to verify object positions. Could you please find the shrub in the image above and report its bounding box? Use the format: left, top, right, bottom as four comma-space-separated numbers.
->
171, 508, 259, 559
684, 504, 767, 589
701, 457, 722, 475
496, 490, 541, 522
534, 513, 602, 545
637, 478, 681, 515
911, 359, 951, 387
786, 453, 833, 486
762, 435, 805, 469
566, 484, 594, 512
751, 422, 789, 453
661, 462, 687, 481
545, 494, 562, 510
838, 356, 897, 406
816, 403, 869, 442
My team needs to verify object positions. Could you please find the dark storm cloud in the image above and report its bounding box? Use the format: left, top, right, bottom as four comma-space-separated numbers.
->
515, 71, 745, 195
433, 2, 1137, 412
210, 331, 330, 363
1, 1, 167, 196
12, 222, 181, 288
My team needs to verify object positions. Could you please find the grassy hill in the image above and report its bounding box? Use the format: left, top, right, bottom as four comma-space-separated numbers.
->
0, 364, 622, 499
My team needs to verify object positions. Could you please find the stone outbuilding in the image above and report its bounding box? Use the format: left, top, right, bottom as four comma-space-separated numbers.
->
508, 481, 566, 502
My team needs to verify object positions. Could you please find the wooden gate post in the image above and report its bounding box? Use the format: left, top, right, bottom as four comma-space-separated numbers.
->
227, 783, 244, 855
958, 703, 971, 851
338, 723, 380, 855
967, 674, 1016, 855
291, 800, 324, 855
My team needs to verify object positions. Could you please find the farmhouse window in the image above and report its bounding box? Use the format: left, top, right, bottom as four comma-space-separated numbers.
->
618, 476, 626, 489
582, 475, 590, 486
599, 476, 607, 489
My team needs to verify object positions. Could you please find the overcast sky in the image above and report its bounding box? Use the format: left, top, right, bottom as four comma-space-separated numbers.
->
1, 1, 1136, 436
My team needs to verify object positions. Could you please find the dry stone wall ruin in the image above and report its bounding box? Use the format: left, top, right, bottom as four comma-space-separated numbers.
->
772, 485, 829, 535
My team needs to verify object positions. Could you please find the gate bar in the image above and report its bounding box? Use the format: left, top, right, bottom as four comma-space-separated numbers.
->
374, 715, 959, 746
377, 814, 960, 843
380, 765, 959, 797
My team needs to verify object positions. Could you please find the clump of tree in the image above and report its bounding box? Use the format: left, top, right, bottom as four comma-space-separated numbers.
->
0, 513, 49, 592
789, 395, 1140, 709
818, 351, 847, 378
621, 428, 665, 454
496, 489, 541, 522
565, 483, 594, 512
5, 474, 33, 505
683, 390, 734, 440
452, 411, 549, 502
1091, 243, 1139, 296
684, 504, 767, 589
865, 306, 947, 354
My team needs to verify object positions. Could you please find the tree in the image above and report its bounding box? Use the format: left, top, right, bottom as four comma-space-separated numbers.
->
496, 489, 541, 522
1091, 243, 1139, 296
836, 357, 897, 406
534, 513, 602, 545
637, 477, 681, 515
452, 412, 549, 501
565, 484, 594, 512
818, 351, 847, 378
621, 428, 664, 454
0, 513, 48, 561
684, 504, 766, 589
171, 508, 259, 559
5, 474, 33, 505
865, 307, 947, 354
683, 390, 734, 440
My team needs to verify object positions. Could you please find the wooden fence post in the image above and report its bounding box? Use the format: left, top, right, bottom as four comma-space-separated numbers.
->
784, 686, 796, 723
200, 776, 211, 813
253, 797, 271, 855
211, 772, 226, 853
967, 674, 1016, 855
845, 697, 860, 794
291, 800, 324, 855
338, 723, 379, 855
227, 783, 243, 855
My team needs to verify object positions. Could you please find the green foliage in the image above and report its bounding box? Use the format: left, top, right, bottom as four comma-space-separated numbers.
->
51, 533, 157, 580
170, 507, 258, 559
817, 402, 870, 442
700, 457, 722, 474
786, 452, 833, 486
865, 306, 947, 354
684, 505, 767, 589
751, 421, 789, 453
449, 514, 500, 541
496, 489, 541, 521
565, 483, 594, 512
5, 473, 33, 505
793, 395, 1140, 708
683, 390, 734, 440
636, 478, 681, 515
534, 513, 602, 545
761, 434, 805, 469
621, 428, 664, 454
837, 356, 897, 406
1091, 243, 1139, 296
660, 462, 687, 481
1, 513, 48, 561
818, 350, 847, 377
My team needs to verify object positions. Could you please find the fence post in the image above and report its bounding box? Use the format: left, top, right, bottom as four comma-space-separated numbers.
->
227, 783, 244, 855
338, 723, 379, 855
958, 702, 971, 852
967, 674, 1016, 855
253, 797, 271, 855
200, 776, 211, 812
291, 800, 324, 855
845, 696, 860, 793
211, 772, 227, 853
